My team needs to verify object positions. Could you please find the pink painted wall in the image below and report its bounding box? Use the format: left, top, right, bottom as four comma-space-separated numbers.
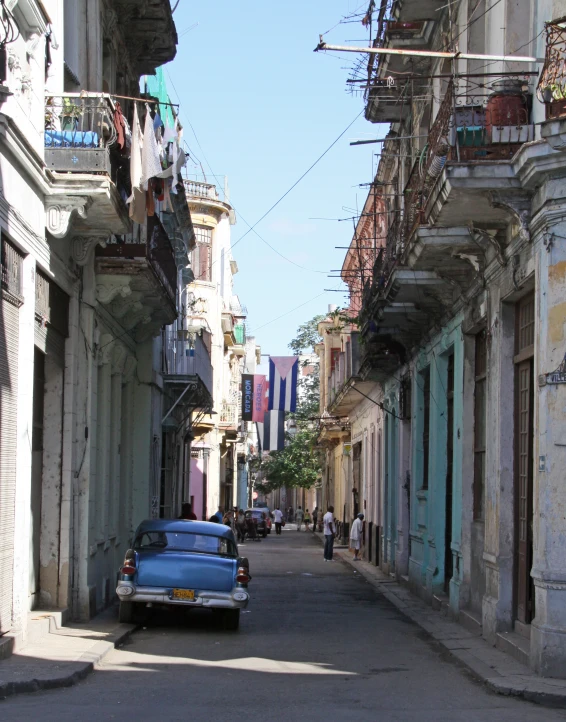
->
190, 457, 205, 520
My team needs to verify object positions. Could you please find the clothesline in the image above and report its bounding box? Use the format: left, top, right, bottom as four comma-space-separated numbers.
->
115, 92, 179, 109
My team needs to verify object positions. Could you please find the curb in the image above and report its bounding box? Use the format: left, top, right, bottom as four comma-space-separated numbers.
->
313, 533, 566, 708
0, 622, 136, 700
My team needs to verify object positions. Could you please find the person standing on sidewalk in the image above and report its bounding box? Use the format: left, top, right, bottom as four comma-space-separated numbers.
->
304, 509, 311, 531
350, 512, 364, 561
295, 506, 304, 531
323, 506, 336, 561
312, 506, 319, 532
273, 507, 284, 535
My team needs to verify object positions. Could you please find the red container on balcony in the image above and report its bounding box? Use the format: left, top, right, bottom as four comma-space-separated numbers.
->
485, 94, 528, 140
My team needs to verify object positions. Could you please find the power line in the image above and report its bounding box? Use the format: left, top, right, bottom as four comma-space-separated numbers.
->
165, 70, 334, 276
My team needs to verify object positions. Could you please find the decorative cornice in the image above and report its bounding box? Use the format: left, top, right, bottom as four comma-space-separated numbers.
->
489, 191, 531, 243
123, 354, 137, 383
112, 342, 128, 375
72, 236, 107, 266
46, 197, 91, 239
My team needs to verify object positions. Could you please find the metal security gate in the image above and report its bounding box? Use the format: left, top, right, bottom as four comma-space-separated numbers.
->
0, 239, 23, 634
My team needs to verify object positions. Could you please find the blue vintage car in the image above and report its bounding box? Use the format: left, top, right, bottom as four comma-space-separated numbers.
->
116, 519, 250, 630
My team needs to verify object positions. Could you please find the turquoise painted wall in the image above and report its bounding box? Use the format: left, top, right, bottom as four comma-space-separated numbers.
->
405, 315, 465, 607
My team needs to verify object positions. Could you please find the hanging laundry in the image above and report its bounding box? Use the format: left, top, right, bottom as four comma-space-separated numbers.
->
127, 103, 146, 225
141, 103, 162, 190
162, 120, 175, 145
113, 101, 127, 151
153, 112, 162, 131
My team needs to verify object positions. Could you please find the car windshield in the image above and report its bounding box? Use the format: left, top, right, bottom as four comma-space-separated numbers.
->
134, 531, 237, 557
245, 511, 263, 520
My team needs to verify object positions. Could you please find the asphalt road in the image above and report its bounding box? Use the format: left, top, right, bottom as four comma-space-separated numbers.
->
3, 531, 566, 721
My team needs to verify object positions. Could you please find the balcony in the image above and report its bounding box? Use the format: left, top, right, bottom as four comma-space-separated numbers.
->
327, 333, 376, 416
163, 330, 213, 411
184, 179, 235, 226
44, 93, 131, 238
400, 78, 534, 263
219, 401, 239, 431
113, 0, 177, 76
94, 215, 177, 340
537, 21, 566, 121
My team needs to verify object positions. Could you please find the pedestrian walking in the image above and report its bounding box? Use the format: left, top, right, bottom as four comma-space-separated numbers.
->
350, 513, 364, 561
178, 502, 197, 520
323, 506, 336, 561
236, 509, 246, 543
273, 507, 284, 535
312, 506, 319, 532
295, 506, 304, 531
304, 509, 311, 531
288, 506, 294, 523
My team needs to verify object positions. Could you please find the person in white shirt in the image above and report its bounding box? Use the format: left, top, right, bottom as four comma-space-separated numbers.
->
350, 513, 364, 560
273, 507, 284, 535
295, 506, 304, 531
323, 506, 336, 561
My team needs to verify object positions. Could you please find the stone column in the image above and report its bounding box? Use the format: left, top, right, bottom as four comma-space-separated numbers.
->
70, 240, 105, 621
530, 208, 566, 677
482, 292, 515, 644
12, 254, 36, 637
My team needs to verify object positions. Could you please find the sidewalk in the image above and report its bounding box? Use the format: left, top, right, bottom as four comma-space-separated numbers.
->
314, 532, 566, 707
0, 606, 135, 700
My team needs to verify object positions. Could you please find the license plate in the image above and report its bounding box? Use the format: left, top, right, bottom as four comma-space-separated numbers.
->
172, 588, 195, 601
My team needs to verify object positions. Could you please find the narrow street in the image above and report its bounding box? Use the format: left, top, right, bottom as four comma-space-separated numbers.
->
1, 532, 565, 721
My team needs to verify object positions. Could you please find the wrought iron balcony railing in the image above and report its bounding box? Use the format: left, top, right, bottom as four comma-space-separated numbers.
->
403, 78, 534, 242
163, 331, 213, 397
96, 215, 177, 305
219, 401, 239, 428
537, 20, 566, 119
44, 93, 117, 174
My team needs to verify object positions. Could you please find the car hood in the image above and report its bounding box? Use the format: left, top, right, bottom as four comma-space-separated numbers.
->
135, 551, 237, 592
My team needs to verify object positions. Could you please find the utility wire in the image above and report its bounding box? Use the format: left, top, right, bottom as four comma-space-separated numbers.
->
166, 69, 338, 276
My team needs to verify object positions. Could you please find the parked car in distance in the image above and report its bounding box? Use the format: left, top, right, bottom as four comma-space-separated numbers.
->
253, 506, 273, 533
116, 519, 250, 630
244, 509, 268, 538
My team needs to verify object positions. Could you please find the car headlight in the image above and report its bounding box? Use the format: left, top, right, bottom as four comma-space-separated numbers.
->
233, 591, 248, 602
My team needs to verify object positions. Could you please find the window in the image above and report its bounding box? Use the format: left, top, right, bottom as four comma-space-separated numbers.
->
192, 226, 212, 282
473, 331, 487, 519
421, 367, 430, 490
134, 530, 237, 557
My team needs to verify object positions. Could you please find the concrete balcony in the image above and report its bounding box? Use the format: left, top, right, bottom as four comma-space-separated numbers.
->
219, 401, 239, 435
328, 332, 376, 416
184, 179, 235, 222
94, 215, 177, 341
113, 0, 177, 76
44, 93, 131, 238
163, 331, 213, 411
402, 80, 534, 261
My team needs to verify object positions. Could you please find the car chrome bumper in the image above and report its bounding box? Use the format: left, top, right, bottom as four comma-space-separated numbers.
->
116, 582, 249, 609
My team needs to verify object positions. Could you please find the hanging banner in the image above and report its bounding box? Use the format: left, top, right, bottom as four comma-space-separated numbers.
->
268, 356, 299, 412
252, 375, 268, 422
241, 374, 254, 421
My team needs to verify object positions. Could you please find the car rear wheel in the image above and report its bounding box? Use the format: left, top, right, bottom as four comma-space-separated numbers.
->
119, 601, 145, 624
223, 609, 240, 631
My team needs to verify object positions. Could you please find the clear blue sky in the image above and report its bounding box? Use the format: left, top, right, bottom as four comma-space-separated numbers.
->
167, 0, 386, 362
